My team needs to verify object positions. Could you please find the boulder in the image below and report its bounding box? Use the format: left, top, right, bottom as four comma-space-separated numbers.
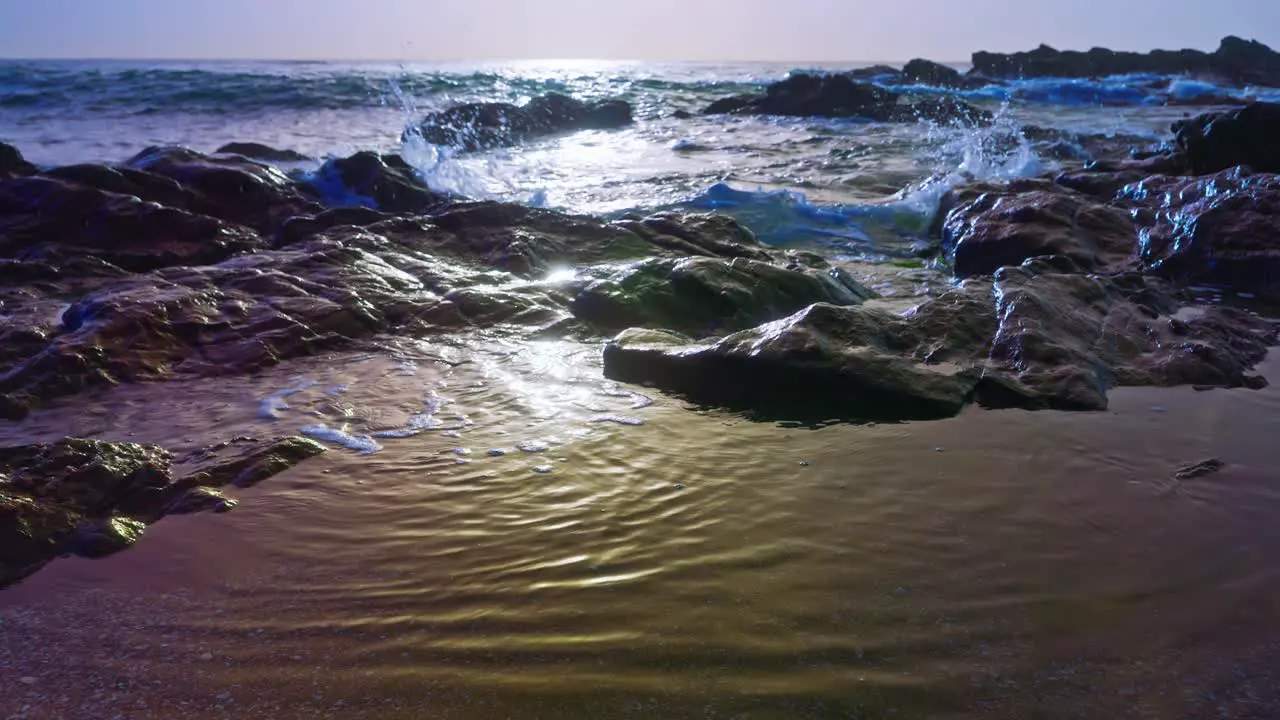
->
938, 180, 1138, 277
310, 151, 450, 214
902, 59, 968, 88
124, 146, 322, 232
214, 142, 312, 162
408, 93, 634, 151
1174, 102, 1280, 175
602, 259, 1277, 421
702, 73, 992, 125
0, 142, 36, 178
1120, 168, 1280, 298
571, 256, 874, 336
0, 435, 324, 587
0, 175, 264, 273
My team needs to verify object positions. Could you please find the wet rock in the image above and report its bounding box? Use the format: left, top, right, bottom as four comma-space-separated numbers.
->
124, 146, 322, 233
312, 151, 450, 214
0, 142, 36, 178
0, 435, 325, 587
175, 436, 327, 489
0, 175, 264, 272
1174, 102, 1280, 175
939, 180, 1138, 277
1174, 458, 1226, 480
407, 93, 634, 151
275, 205, 396, 246
846, 65, 902, 81
702, 73, 992, 125
901, 59, 970, 88
69, 517, 147, 558
971, 35, 1280, 87
215, 142, 312, 162
612, 212, 774, 261
573, 256, 874, 336
0, 439, 173, 517
1119, 168, 1280, 298
602, 307, 983, 422
165, 486, 238, 515
603, 259, 1276, 421
0, 491, 81, 586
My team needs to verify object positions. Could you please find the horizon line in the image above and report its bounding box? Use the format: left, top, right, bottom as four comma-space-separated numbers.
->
0, 56, 970, 65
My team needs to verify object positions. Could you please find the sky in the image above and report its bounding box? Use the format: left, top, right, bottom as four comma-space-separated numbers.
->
2, 0, 1279, 62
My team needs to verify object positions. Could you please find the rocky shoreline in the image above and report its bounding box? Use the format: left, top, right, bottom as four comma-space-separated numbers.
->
4, 52, 1280, 586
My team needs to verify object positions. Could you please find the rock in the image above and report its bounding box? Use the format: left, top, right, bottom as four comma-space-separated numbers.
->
214, 142, 312, 162
407, 93, 634, 151
938, 180, 1138, 277
571, 256, 874, 336
0, 142, 36, 177
175, 436, 326, 489
1119, 168, 1280, 298
69, 517, 147, 558
611, 212, 774, 261
0, 439, 173, 517
1174, 102, 1280, 175
0, 435, 325, 587
0, 491, 82, 586
1174, 458, 1226, 480
971, 36, 1280, 87
702, 73, 992, 125
124, 146, 322, 233
846, 65, 903, 81
602, 259, 1277, 421
901, 59, 968, 88
311, 151, 450, 214
602, 307, 983, 423
0, 175, 264, 272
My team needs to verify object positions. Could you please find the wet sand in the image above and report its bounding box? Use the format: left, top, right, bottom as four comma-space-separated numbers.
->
3, 340, 1280, 719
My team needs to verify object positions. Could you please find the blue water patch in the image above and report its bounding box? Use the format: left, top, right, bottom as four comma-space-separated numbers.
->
298, 160, 379, 209
680, 183, 878, 248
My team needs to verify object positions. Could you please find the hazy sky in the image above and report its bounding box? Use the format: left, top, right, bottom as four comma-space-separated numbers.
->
2, 0, 1279, 62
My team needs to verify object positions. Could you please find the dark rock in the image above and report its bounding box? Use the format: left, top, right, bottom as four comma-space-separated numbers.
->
275, 206, 395, 246
612, 212, 774, 261
175, 436, 326, 489
313, 151, 450, 214
0, 175, 264, 273
971, 35, 1280, 87
603, 260, 1277, 421
408, 93, 634, 151
1174, 458, 1226, 480
1174, 102, 1280, 175
1119, 168, 1280, 298
702, 73, 992, 125
602, 307, 982, 423
670, 109, 694, 120
69, 517, 147, 558
215, 142, 312, 162
0, 435, 324, 587
939, 180, 1138, 277
0, 142, 36, 178
902, 59, 966, 88
846, 65, 903, 81
572, 256, 874, 336
125, 146, 322, 233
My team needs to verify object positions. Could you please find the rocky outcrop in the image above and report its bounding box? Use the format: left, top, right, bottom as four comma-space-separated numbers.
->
604, 259, 1276, 421
1120, 168, 1280, 299
215, 142, 312, 162
407, 93, 634, 151
0, 142, 36, 178
0, 436, 324, 587
938, 179, 1139, 277
1174, 102, 1280, 175
571, 256, 874, 336
703, 73, 993, 125
971, 35, 1280, 87
309, 151, 451, 214
902, 59, 975, 88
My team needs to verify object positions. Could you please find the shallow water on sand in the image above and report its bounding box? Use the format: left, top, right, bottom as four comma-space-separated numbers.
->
3, 337, 1280, 719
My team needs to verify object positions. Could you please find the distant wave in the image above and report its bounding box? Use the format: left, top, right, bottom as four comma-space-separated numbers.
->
2, 62, 1273, 119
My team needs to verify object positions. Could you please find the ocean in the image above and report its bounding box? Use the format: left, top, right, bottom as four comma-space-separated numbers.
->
1, 59, 1263, 256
